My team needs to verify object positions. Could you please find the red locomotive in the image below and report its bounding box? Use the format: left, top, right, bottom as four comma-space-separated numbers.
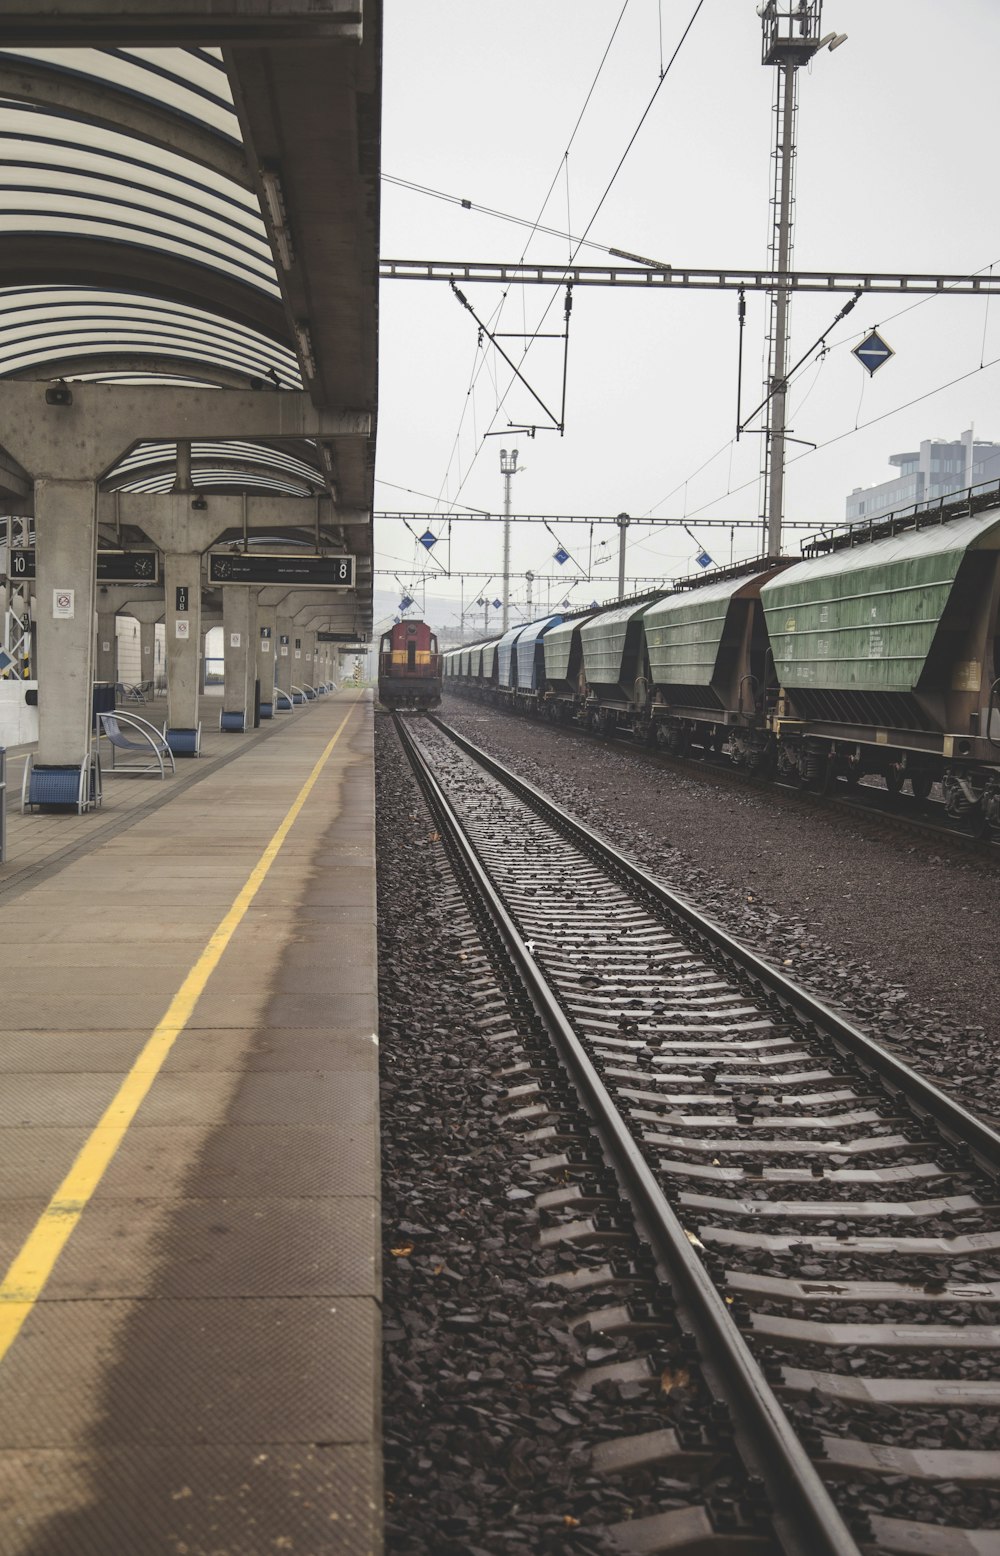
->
378, 619, 442, 709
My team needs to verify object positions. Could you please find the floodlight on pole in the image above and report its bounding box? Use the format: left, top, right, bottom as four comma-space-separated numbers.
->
758, 1, 844, 558
615, 513, 631, 599
499, 447, 520, 632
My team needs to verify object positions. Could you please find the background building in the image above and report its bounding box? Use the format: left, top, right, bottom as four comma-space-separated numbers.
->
846, 429, 1000, 521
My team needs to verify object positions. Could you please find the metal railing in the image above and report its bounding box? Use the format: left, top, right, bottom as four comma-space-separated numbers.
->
0, 747, 6, 863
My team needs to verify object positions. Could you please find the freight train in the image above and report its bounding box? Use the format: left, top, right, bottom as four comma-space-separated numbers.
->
443, 483, 1000, 833
378, 619, 442, 709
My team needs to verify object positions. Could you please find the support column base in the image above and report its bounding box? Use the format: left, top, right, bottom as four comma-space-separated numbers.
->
220, 710, 247, 733
23, 755, 101, 814
165, 726, 201, 757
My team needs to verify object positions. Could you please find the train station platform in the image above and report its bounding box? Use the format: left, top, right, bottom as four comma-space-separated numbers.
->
0, 689, 380, 1556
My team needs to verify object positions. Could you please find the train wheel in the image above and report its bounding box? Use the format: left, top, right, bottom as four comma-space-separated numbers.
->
754, 745, 778, 781
968, 806, 991, 840
818, 754, 838, 796
885, 763, 904, 796
910, 773, 933, 801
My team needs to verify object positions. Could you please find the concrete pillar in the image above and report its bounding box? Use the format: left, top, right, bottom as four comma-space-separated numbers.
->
95, 611, 117, 687
291, 628, 304, 685
299, 629, 317, 688
139, 618, 156, 689
34, 478, 98, 768
163, 553, 202, 739
222, 586, 259, 730
275, 617, 293, 696
257, 605, 277, 712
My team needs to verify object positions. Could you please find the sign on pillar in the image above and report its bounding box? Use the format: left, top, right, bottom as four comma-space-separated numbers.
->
221, 587, 258, 733
163, 553, 203, 758
32, 477, 100, 784
257, 624, 277, 717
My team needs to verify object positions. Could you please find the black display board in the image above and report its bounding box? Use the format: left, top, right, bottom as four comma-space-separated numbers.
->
7, 549, 159, 583
208, 553, 354, 587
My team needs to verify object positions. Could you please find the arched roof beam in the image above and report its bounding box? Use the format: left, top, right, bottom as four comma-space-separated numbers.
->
0, 294, 300, 381
0, 234, 288, 342
102, 457, 318, 495
0, 6, 363, 47
107, 438, 324, 485
6, 352, 266, 389
0, 56, 250, 187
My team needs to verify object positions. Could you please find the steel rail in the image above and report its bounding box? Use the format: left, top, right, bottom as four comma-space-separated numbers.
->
393, 710, 862, 1556
464, 700, 999, 858
381, 258, 1000, 297
431, 712, 1000, 1180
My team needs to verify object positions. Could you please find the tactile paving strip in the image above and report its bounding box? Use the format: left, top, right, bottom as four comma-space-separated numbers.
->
0, 1297, 377, 1450
97, 1122, 378, 1200
0, 1442, 379, 1556
21, 1197, 378, 1301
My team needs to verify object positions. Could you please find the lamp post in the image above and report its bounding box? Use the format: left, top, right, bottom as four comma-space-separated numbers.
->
758, 2, 846, 556
615, 513, 630, 598
525, 570, 534, 619
499, 447, 519, 632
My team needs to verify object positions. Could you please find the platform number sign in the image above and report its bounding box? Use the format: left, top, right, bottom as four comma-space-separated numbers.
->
175, 586, 189, 612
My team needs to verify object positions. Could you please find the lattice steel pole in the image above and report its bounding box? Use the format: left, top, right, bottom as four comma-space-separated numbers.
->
759, 2, 846, 556
499, 447, 519, 632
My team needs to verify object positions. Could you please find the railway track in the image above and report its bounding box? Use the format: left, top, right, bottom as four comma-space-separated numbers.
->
393, 709, 1000, 1556
443, 692, 1000, 861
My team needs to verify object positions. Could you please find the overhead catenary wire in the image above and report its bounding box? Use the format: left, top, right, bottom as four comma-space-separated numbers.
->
637, 253, 1000, 556
613, 329, 1000, 579
413, 1, 636, 518
437, 0, 708, 515
672, 348, 1000, 532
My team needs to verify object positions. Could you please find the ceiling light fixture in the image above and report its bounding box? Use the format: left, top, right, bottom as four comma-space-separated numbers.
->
259, 165, 296, 271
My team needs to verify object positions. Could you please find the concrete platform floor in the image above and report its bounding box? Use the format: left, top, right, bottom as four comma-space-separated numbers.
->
0, 691, 336, 896
0, 690, 380, 1555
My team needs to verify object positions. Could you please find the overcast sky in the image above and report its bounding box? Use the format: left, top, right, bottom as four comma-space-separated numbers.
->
375, 0, 1000, 632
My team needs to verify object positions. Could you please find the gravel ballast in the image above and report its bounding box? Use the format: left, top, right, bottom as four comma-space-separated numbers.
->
439, 697, 1000, 1129
376, 715, 759, 1555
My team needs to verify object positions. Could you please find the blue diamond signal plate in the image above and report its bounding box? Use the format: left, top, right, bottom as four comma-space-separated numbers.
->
853, 330, 895, 376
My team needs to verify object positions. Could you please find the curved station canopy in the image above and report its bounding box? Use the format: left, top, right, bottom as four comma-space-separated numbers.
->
0, 2, 380, 631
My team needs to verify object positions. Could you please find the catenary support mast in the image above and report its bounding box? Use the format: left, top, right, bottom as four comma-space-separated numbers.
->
759, 2, 846, 555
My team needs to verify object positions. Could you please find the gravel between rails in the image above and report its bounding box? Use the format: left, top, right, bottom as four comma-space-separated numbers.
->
376, 716, 759, 1556
439, 696, 1000, 1131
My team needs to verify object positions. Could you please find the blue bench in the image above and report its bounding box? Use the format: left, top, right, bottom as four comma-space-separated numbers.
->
98, 712, 176, 778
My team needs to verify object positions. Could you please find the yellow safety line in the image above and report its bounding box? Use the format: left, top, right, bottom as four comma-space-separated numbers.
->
0, 696, 360, 1363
